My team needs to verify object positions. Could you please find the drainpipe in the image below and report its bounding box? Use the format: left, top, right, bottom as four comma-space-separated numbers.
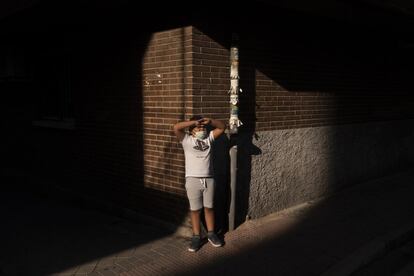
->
228, 33, 242, 231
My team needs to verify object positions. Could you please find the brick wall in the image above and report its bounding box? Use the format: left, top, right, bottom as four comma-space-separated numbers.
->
190, 25, 414, 133
141, 27, 230, 196
182, 23, 414, 224
250, 43, 414, 131
190, 28, 230, 122
23, 11, 414, 228
142, 27, 193, 197
142, 23, 414, 214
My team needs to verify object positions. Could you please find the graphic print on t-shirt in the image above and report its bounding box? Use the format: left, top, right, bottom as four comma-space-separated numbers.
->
193, 140, 209, 151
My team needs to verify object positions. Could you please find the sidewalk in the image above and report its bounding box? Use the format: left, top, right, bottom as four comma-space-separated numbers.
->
2, 169, 414, 276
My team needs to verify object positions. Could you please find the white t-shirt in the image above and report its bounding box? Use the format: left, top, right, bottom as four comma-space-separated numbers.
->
181, 132, 215, 177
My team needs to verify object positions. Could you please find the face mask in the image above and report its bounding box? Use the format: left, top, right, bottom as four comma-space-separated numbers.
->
194, 130, 207, 140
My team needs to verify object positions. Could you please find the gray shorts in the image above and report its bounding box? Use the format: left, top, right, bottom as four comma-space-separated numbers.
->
185, 177, 215, 211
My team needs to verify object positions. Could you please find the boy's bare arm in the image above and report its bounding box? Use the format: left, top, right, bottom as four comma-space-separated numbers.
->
201, 118, 225, 139
173, 120, 199, 141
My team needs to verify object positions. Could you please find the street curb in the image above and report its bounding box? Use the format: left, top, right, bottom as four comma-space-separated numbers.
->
321, 222, 414, 276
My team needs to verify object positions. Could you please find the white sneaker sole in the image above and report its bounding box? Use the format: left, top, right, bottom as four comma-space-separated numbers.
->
208, 238, 222, 247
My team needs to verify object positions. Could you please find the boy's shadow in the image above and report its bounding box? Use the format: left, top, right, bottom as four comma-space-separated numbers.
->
200, 132, 261, 240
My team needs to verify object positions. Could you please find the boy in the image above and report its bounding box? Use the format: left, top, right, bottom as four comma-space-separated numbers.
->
173, 115, 225, 252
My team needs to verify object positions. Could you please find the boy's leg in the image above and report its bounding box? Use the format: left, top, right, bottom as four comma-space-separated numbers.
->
188, 209, 202, 252
204, 207, 215, 232
185, 177, 204, 235
203, 179, 223, 247
202, 178, 216, 232
185, 177, 205, 252
204, 207, 223, 247
190, 209, 201, 235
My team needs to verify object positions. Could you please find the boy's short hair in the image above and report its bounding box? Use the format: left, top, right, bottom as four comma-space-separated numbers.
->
188, 115, 203, 133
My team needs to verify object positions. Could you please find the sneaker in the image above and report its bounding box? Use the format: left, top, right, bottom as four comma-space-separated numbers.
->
188, 235, 202, 252
207, 232, 223, 247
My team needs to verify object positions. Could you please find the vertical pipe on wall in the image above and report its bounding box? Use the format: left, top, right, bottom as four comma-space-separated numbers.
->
228, 33, 242, 231
229, 145, 237, 230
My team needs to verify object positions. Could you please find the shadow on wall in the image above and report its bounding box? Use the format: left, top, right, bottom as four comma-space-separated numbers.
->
236, 61, 262, 227
212, 134, 230, 233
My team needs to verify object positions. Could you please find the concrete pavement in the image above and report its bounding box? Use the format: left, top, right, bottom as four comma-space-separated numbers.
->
2, 168, 414, 276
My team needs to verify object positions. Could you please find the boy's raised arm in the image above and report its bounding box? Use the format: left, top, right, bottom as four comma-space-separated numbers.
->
173, 120, 198, 142
200, 118, 225, 139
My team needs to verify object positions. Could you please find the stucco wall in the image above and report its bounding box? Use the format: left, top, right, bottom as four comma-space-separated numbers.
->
245, 120, 414, 219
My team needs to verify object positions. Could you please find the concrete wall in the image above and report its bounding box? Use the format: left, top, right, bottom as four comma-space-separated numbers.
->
245, 120, 414, 218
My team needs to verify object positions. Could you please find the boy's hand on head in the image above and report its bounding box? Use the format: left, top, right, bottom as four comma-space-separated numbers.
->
200, 118, 211, 126
195, 119, 203, 127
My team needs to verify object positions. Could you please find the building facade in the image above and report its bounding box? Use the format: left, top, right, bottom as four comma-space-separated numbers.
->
2, 1, 414, 232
